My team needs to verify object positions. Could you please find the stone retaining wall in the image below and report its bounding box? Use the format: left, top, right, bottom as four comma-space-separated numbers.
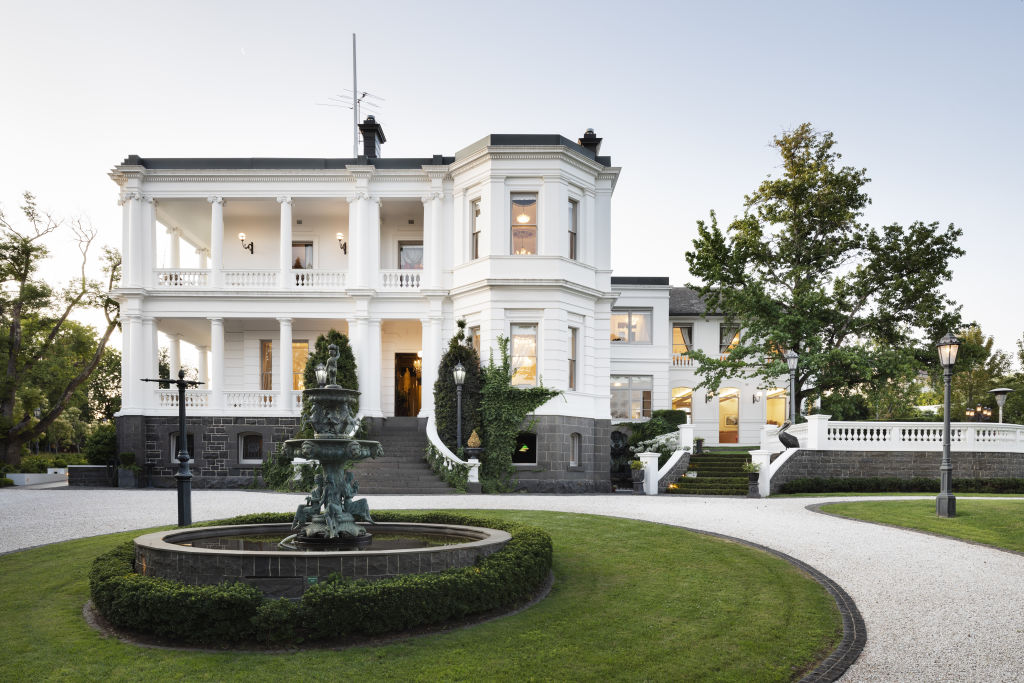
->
771, 449, 1024, 493
513, 416, 612, 493
68, 465, 110, 487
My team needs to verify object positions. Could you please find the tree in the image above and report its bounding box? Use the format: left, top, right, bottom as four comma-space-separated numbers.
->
684, 124, 964, 412
479, 336, 561, 490
0, 193, 120, 465
88, 347, 122, 421
943, 324, 1011, 417
433, 320, 482, 452
302, 330, 357, 396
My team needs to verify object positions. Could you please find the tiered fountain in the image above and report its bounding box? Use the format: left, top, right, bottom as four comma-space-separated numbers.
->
133, 345, 510, 598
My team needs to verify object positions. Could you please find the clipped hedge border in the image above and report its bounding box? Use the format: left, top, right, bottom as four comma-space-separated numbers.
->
778, 476, 1024, 495
89, 511, 552, 646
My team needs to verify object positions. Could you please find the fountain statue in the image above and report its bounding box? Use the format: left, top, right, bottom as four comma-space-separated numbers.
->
285, 344, 382, 547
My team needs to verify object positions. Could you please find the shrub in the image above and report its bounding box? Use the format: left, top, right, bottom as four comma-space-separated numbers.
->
433, 320, 483, 453
118, 452, 136, 469
17, 455, 50, 473
89, 511, 552, 646
778, 476, 1024, 494
0, 477, 13, 487
424, 444, 468, 492
84, 422, 117, 465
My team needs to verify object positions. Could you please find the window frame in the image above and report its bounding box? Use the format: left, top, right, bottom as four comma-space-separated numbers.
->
510, 322, 539, 387
469, 325, 481, 356
568, 326, 578, 391
169, 431, 196, 463
471, 199, 481, 260
568, 198, 579, 260
610, 375, 653, 420
238, 432, 264, 465
398, 240, 424, 270
672, 323, 694, 366
719, 325, 741, 357
259, 339, 273, 391
290, 241, 314, 270
292, 340, 309, 391
610, 309, 653, 344
510, 192, 538, 256
569, 432, 581, 467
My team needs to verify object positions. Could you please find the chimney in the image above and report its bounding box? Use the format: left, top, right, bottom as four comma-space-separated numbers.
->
358, 115, 386, 159
578, 128, 602, 156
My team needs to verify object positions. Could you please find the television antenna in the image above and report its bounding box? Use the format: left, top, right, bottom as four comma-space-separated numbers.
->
317, 34, 385, 157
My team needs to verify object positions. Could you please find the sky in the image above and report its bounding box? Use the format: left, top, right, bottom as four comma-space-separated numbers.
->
2, 0, 1022, 364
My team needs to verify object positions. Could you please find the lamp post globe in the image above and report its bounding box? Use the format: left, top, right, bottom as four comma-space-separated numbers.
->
989, 388, 1014, 424
936, 332, 960, 518
453, 362, 466, 451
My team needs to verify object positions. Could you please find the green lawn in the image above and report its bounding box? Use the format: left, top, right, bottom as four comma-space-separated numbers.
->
775, 492, 1024, 498
1, 510, 841, 682
822, 499, 1024, 553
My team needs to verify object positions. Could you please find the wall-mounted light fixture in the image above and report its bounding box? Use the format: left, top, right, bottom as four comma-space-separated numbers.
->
336, 232, 348, 254
752, 391, 762, 404
238, 232, 254, 254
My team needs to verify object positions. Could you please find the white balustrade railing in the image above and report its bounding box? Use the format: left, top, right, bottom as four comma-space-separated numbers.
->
292, 391, 303, 410
156, 389, 210, 408
293, 269, 346, 289
778, 415, 1024, 453
223, 269, 278, 288
671, 353, 694, 367
224, 391, 277, 409
379, 269, 421, 290
155, 269, 209, 288
425, 415, 480, 486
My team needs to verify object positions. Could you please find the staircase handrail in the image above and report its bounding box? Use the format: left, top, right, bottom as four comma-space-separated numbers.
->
425, 415, 480, 487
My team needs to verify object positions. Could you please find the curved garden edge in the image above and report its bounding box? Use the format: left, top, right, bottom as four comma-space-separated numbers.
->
806, 501, 1024, 559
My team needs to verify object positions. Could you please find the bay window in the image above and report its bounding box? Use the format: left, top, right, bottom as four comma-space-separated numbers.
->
511, 193, 538, 255
510, 323, 538, 386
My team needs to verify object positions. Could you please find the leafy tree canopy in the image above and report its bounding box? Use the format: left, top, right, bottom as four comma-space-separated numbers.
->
0, 192, 120, 464
684, 124, 964, 410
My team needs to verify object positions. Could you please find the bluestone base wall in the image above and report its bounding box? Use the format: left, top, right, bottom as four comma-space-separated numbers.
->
771, 449, 1024, 494
513, 416, 612, 493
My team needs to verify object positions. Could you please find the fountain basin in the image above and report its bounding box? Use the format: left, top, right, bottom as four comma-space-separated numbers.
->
134, 522, 511, 598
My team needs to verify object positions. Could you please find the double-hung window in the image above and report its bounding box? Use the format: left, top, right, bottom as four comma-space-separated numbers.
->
511, 193, 538, 255
510, 323, 538, 387
719, 325, 740, 359
568, 327, 578, 391
471, 199, 481, 260
610, 309, 652, 344
568, 199, 578, 260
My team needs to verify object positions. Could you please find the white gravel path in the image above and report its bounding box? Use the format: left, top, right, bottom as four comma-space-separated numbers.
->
2, 488, 1022, 681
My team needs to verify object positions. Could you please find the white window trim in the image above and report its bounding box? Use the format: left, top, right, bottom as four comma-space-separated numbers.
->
238, 432, 265, 464
509, 321, 540, 387
611, 309, 654, 345
290, 234, 320, 270
169, 432, 196, 463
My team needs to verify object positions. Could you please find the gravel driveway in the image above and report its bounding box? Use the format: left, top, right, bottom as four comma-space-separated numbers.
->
2, 487, 1022, 681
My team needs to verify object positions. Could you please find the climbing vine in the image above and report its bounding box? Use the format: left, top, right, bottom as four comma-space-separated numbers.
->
479, 335, 561, 491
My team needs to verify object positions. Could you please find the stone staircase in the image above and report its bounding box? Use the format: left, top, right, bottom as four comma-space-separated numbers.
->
348, 416, 456, 494
668, 449, 750, 496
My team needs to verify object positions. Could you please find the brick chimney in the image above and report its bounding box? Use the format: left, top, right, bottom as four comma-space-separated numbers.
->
358, 115, 386, 159
578, 128, 602, 156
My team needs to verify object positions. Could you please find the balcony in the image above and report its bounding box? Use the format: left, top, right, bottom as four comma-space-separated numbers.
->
153, 389, 303, 412
672, 352, 694, 367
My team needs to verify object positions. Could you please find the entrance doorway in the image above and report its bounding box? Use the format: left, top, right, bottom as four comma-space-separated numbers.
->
394, 352, 422, 417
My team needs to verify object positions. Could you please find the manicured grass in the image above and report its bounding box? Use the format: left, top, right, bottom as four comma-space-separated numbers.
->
0, 510, 841, 682
775, 492, 1024, 498
823, 499, 1024, 553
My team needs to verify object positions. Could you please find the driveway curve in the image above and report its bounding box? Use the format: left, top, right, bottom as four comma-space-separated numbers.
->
2, 488, 1021, 681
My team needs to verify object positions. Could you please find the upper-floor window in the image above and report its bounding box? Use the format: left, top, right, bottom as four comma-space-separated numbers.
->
568, 327, 578, 391
260, 340, 273, 390
719, 326, 740, 358
510, 323, 538, 387
399, 241, 423, 270
511, 193, 538, 255
610, 309, 652, 344
471, 199, 481, 260
292, 341, 309, 390
568, 199, 578, 260
672, 324, 693, 366
292, 242, 313, 269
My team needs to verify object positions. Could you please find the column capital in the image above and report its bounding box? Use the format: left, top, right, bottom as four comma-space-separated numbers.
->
118, 191, 141, 206
140, 315, 156, 324
207, 196, 224, 206
421, 192, 442, 205
166, 226, 181, 236
195, 247, 209, 256
142, 195, 157, 205
207, 316, 224, 324
123, 312, 142, 322
276, 316, 293, 324
276, 196, 293, 205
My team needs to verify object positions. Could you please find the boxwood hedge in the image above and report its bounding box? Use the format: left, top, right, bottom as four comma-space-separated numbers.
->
89, 511, 552, 645
778, 476, 1024, 494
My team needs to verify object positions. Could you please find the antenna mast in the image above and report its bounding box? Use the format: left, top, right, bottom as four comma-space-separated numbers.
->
352, 33, 358, 157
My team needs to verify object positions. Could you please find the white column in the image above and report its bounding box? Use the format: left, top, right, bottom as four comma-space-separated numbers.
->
419, 316, 442, 417
365, 196, 380, 289
208, 197, 224, 287
196, 248, 208, 269
120, 191, 142, 287
141, 316, 158, 410
195, 345, 209, 386
168, 333, 181, 378
350, 316, 368, 411
122, 314, 140, 411
422, 193, 443, 289
209, 317, 224, 409
168, 227, 181, 269
142, 196, 157, 287
119, 192, 133, 287
364, 317, 383, 416
347, 195, 363, 288
278, 196, 293, 289
278, 317, 293, 410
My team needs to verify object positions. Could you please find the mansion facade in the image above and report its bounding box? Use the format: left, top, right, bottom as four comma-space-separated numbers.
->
111, 120, 780, 489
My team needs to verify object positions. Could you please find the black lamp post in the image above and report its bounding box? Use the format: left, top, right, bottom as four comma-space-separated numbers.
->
936, 332, 960, 518
141, 369, 203, 526
784, 349, 799, 423
453, 362, 467, 451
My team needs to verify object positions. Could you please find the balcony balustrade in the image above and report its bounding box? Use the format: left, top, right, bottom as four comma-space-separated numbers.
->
293, 269, 346, 289
155, 269, 209, 288
224, 269, 278, 288
379, 269, 422, 290
672, 353, 694, 367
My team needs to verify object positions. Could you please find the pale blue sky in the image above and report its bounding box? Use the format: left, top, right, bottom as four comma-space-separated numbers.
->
2, 1, 1022, 359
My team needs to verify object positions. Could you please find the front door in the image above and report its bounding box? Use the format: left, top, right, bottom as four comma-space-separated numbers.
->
394, 353, 421, 417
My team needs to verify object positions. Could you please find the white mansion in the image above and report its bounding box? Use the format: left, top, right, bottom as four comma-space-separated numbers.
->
111, 120, 779, 489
